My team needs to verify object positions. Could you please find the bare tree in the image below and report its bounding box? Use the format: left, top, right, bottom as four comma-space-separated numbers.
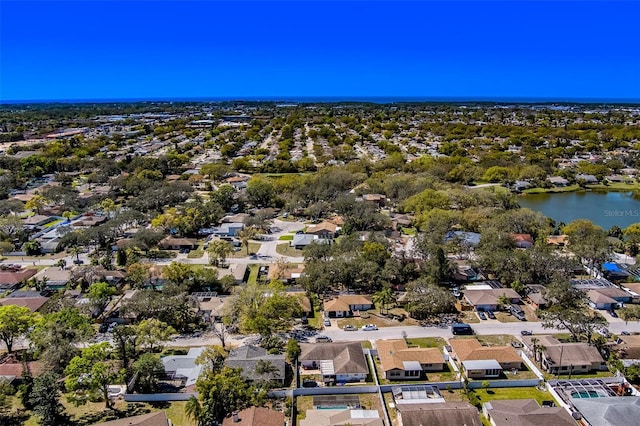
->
212, 321, 230, 349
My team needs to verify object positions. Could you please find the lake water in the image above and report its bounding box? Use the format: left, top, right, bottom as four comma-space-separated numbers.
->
518, 191, 640, 230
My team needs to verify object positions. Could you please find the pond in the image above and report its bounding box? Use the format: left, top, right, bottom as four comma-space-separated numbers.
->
518, 191, 640, 230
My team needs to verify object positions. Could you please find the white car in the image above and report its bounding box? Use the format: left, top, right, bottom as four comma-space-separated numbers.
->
361, 324, 378, 331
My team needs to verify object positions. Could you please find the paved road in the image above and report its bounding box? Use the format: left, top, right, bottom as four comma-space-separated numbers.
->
320, 320, 640, 342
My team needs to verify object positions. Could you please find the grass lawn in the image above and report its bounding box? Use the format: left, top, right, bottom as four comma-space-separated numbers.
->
247, 264, 260, 285
523, 184, 581, 194
187, 242, 205, 258
383, 392, 397, 421
228, 243, 261, 258
406, 337, 447, 348
453, 334, 518, 347
296, 396, 313, 421
276, 243, 304, 257
164, 401, 196, 426
543, 369, 615, 381
401, 227, 417, 236
588, 182, 640, 191
460, 311, 480, 324
278, 234, 294, 241
361, 340, 373, 349
472, 387, 551, 406
42, 218, 65, 228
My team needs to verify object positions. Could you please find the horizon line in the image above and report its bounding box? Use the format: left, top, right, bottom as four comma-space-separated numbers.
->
2, 95, 640, 106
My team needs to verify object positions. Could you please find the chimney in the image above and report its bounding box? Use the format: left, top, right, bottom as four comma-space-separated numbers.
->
232, 411, 239, 423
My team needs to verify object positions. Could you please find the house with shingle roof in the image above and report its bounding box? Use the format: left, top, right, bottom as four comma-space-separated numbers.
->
221, 406, 284, 426
520, 335, 605, 374
449, 338, 522, 379
463, 288, 520, 312
482, 399, 577, 426
94, 412, 170, 426
376, 340, 444, 380
324, 295, 373, 318
300, 409, 382, 426
306, 221, 338, 239
0, 268, 38, 291
224, 345, 286, 385
300, 342, 368, 383
396, 402, 482, 426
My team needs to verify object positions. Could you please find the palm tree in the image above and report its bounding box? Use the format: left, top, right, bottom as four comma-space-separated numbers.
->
373, 286, 396, 315
255, 360, 279, 389
237, 227, 258, 255
185, 396, 202, 426
207, 239, 233, 267
69, 245, 82, 264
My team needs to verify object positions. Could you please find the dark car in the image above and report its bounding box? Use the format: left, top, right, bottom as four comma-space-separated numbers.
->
486, 310, 496, 319
73, 259, 84, 265
609, 309, 618, 318
302, 380, 318, 388
521, 330, 533, 336
621, 331, 631, 336
478, 311, 487, 320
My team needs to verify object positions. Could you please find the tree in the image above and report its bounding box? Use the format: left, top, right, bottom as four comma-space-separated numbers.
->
373, 286, 396, 315
207, 239, 233, 267
64, 342, 123, 409
405, 279, 456, 320
194, 367, 262, 425
211, 321, 230, 349
195, 345, 227, 374
132, 353, 164, 393
623, 223, 640, 255
563, 219, 611, 270
25, 194, 47, 214
125, 263, 150, 289
237, 227, 258, 255
111, 325, 137, 378
30, 308, 95, 373
87, 282, 117, 313
29, 372, 69, 426
185, 396, 203, 426
23, 240, 42, 256
620, 305, 640, 324
135, 319, 176, 352
285, 339, 301, 364
0, 305, 35, 354
68, 245, 82, 264
539, 281, 607, 343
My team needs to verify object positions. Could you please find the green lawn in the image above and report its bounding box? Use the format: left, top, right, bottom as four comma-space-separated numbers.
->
278, 234, 294, 241
523, 184, 581, 194
406, 337, 447, 348
247, 264, 260, 285
42, 218, 65, 228
459, 311, 480, 324
228, 243, 261, 258
361, 340, 373, 349
276, 243, 305, 257
472, 387, 552, 406
187, 242, 205, 258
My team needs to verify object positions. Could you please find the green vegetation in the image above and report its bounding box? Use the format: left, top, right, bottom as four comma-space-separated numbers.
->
406, 337, 447, 348
275, 243, 304, 257
471, 387, 552, 406
278, 234, 294, 241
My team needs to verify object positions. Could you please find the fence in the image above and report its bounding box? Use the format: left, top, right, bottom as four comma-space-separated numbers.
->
124, 393, 196, 402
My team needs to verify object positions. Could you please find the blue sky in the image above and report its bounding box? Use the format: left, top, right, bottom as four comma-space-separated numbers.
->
1, 1, 639, 101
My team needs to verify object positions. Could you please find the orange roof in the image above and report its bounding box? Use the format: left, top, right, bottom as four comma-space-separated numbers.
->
307, 221, 337, 234
376, 340, 443, 372
449, 339, 521, 364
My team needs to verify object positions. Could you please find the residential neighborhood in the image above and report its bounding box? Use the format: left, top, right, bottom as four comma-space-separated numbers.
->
1, 101, 640, 425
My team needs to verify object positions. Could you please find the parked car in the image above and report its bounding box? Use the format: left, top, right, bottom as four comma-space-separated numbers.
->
511, 341, 523, 348
478, 311, 487, 320
486, 310, 496, 319
73, 259, 84, 265
361, 324, 378, 331
343, 324, 356, 331
316, 335, 332, 343
324, 318, 331, 327
302, 380, 318, 388
301, 317, 308, 325
621, 331, 631, 336
596, 327, 610, 337
520, 330, 533, 336
609, 309, 618, 318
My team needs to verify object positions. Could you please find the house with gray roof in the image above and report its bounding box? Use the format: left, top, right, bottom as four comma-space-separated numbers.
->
571, 396, 640, 426
161, 347, 204, 392
224, 345, 286, 385
396, 402, 482, 426
299, 342, 368, 383
483, 399, 576, 426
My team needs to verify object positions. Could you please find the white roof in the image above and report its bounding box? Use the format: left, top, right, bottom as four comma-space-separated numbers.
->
462, 359, 502, 370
